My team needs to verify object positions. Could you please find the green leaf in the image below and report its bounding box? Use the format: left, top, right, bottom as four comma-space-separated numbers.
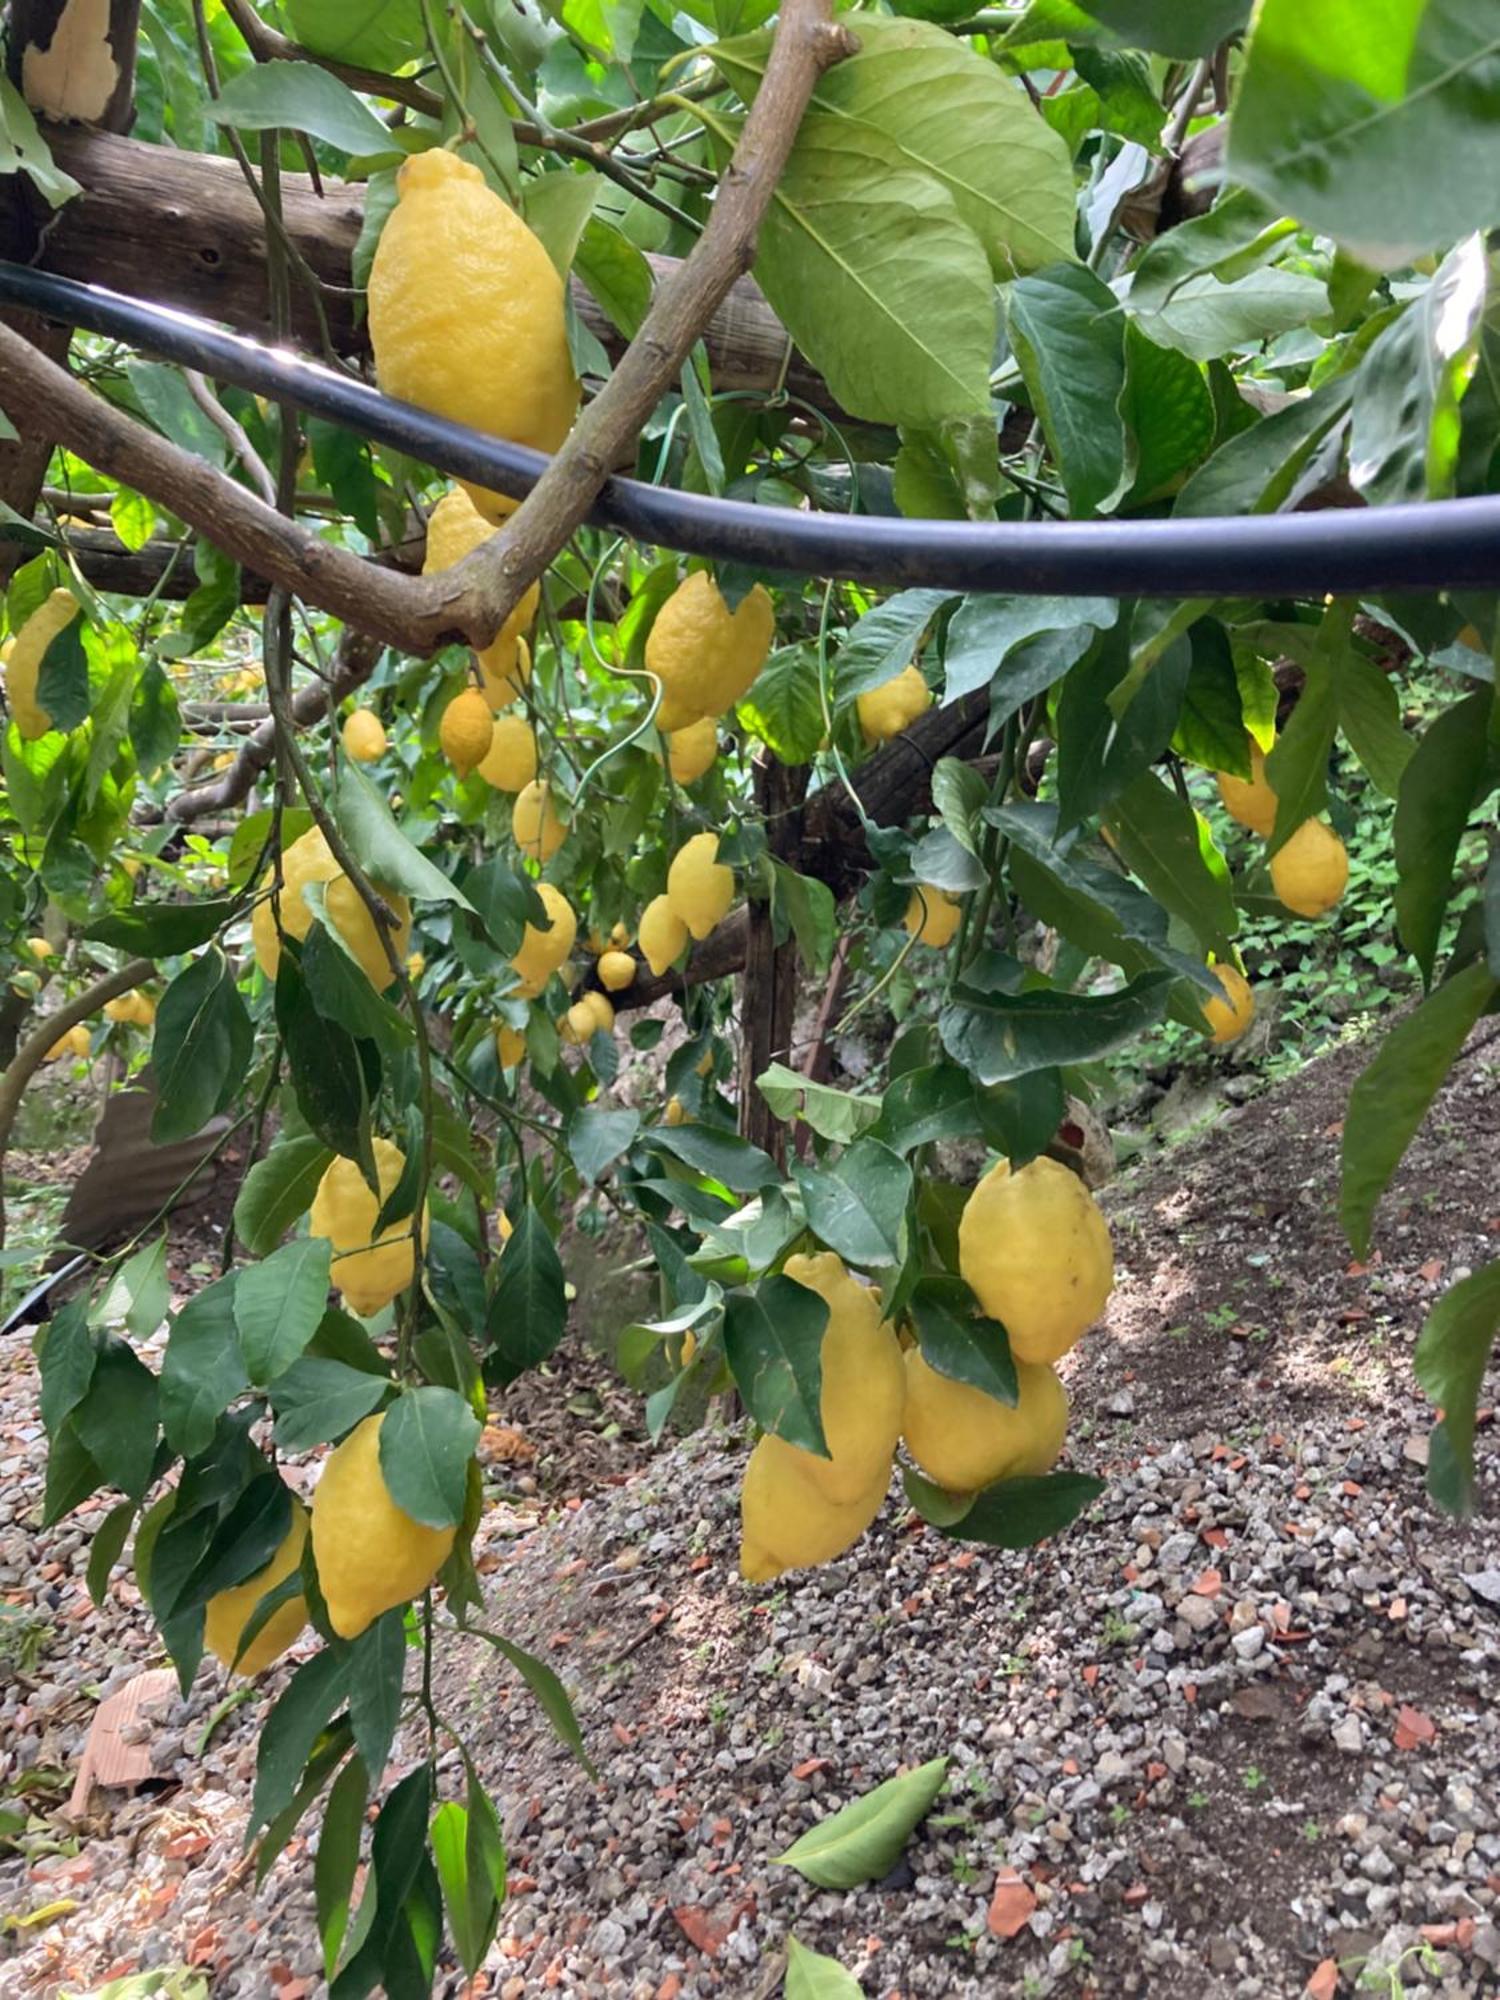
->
1006, 263, 1125, 517
1104, 770, 1238, 955
785, 1936, 864, 2000
1414, 1262, 1500, 1515
378, 1386, 481, 1530
335, 763, 473, 910
209, 58, 395, 156
129, 659, 181, 778
775, 1755, 950, 1888
36, 616, 89, 733
642, 1123, 781, 1194
314, 1754, 368, 1978
151, 948, 251, 1144
973, 1069, 1067, 1167
0, 75, 81, 206
794, 1138, 913, 1269
834, 589, 955, 705
575, 217, 654, 338
234, 1138, 334, 1258
870, 1062, 983, 1155
270, 1356, 391, 1452
770, 860, 838, 974
723, 1275, 830, 1457
94, 1235, 170, 1340
1333, 650, 1413, 799
250, 1649, 355, 1836
1170, 622, 1250, 774
72, 1341, 159, 1498
942, 1470, 1106, 1547
348, 1611, 406, 1784
42, 1417, 102, 1527
234, 1236, 334, 1386
466, 1627, 596, 1776
1228, 0, 1500, 266
83, 896, 239, 954
38, 1297, 95, 1439
757, 1063, 883, 1145
1080, 0, 1249, 56
86, 1497, 137, 1607
1119, 322, 1215, 500
484, 1208, 568, 1386
276, 952, 373, 1169
285, 0, 424, 69
169, 1474, 292, 1618
302, 913, 410, 1049
1175, 375, 1353, 518
1351, 244, 1486, 505
1340, 960, 1497, 1257
929, 758, 988, 856
566, 1106, 640, 1186
940, 971, 1173, 1085
1055, 620, 1190, 828
431, 1771, 508, 1977
1393, 689, 1494, 982
161, 1276, 249, 1457
713, 17, 1076, 276
523, 168, 600, 277
908, 1275, 1016, 1404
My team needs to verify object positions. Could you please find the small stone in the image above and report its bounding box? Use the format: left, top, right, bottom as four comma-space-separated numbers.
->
1178, 1595, 1220, 1634
1095, 1750, 1133, 1786
1333, 1715, 1365, 1755
1230, 1626, 1265, 1662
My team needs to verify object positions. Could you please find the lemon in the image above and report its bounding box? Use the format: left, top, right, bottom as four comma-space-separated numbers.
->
857, 662, 931, 746
310, 1138, 427, 1318
667, 832, 733, 941
667, 717, 718, 785
479, 632, 532, 716
597, 948, 637, 993
901, 1351, 1067, 1494
512, 779, 568, 863
342, 708, 386, 762
440, 685, 495, 778
645, 572, 775, 729
406, 952, 426, 980
369, 154, 578, 521
562, 990, 615, 1043
904, 886, 962, 948
639, 894, 688, 976
478, 714, 538, 793
510, 882, 576, 996
958, 1157, 1113, 1366
496, 1209, 514, 1244
1202, 963, 1255, 1044
6, 589, 79, 740
739, 1434, 887, 1583
610, 921, 631, 947
782, 1251, 905, 1504
1270, 819, 1348, 917
422, 487, 539, 701
310, 1413, 456, 1640
495, 1021, 527, 1068
104, 996, 135, 1023
664, 1095, 687, 1126
1216, 739, 1278, 835
131, 993, 155, 1029
47, 1023, 91, 1060
251, 826, 411, 992
25, 937, 52, 961
204, 1503, 309, 1675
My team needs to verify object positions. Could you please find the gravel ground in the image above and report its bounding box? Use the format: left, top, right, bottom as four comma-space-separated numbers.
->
2, 1029, 1498, 1998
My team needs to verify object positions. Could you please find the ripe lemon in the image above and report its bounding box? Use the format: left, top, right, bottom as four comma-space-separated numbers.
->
667, 717, 718, 785
251, 826, 411, 991
478, 714, 537, 793
440, 685, 495, 778
645, 572, 775, 730
738, 1433, 887, 1583
1202, 962, 1255, 1044
496, 1208, 514, 1244
664, 1095, 687, 1126
6, 589, 79, 740
512, 778, 568, 863
904, 885, 962, 948
496, 1021, 527, 1068
478, 632, 532, 715
958, 1157, 1113, 1365
422, 488, 538, 702
342, 708, 386, 762
1270, 818, 1348, 917
47, 1023, 91, 1061
25, 937, 52, 961
1216, 738, 1278, 835
783, 1250, 905, 1504
901, 1351, 1067, 1494
598, 948, 637, 993
310, 1138, 427, 1318
667, 832, 733, 941
104, 995, 136, 1024
204, 1503, 309, 1675
562, 990, 615, 1044
610, 921, 631, 947
857, 662, 931, 745
369, 154, 578, 521
510, 882, 576, 996
639, 894, 688, 976
310, 1413, 456, 1640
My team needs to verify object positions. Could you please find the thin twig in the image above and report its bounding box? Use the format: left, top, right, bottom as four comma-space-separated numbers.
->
182, 371, 278, 505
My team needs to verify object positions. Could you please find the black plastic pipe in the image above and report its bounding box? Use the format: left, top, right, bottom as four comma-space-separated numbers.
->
4, 262, 1500, 598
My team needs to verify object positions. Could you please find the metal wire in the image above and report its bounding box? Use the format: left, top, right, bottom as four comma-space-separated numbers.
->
6, 262, 1500, 598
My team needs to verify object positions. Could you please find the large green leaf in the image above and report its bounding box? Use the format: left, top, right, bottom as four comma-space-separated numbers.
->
335, 764, 473, 911
908, 1276, 1016, 1404
757, 1063, 883, 1145
834, 590, 955, 704
379, 1386, 481, 1531
942, 593, 1117, 709
233, 1237, 334, 1386
1350, 243, 1486, 505
1077, 0, 1249, 56
775, 1756, 949, 1888
713, 17, 1076, 276
940, 971, 1173, 1084
566, 1106, 640, 1186
1393, 688, 1494, 982
210, 59, 395, 157
484, 1208, 567, 1386
1175, 375, 1353, 517
1118, 323, 1216, 502
83, 897, 239, 955
785, 1936, 864, 2000
737, 643, 825, 763
151, 948, 252, 1143
913, 1468, 1106, 1547
1229, 0, 1500, 265
233, 1137, 334, 1258
1103, 772, 1238, 955
284, 0, 425, 67
1414, 1262, 1500, 1514
1340, 959, 1498, 1257
794, 1138, 913, 1269
723, 1275, 829, 1457
161, 1276, 248, 1458
0, 75, 81, 207
270, 1356, 391, 1452
431, 1768, 508, 1978
1005, 263, 1126, 518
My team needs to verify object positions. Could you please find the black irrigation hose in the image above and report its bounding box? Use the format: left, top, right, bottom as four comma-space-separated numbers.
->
5, 262, 1500, 598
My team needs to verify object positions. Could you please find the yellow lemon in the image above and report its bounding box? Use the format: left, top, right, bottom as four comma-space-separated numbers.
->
610, 921, 631, 948
857, 662, 931, 746
667, 717, 718, 785
440, 685, 495, 779
904, 886, 962, 948
958, 1157, 1113, 1366
25, 937, 52, 961
739, 1433, 887, 1584
664, 1095, 687, 1127
512, 779, 568, 863
495, 1021, 527, 1068
1202, 962, 1255, 1044
639, 894, 688, 976
310, 1413, 456, 1640
478, 714, 538, 793
342, 708, 387, 761
510, 882, 576, 996
422, 488, 539, 701
310, 1138, 427, 1318
901, 1351, 1067, 1494
666, 832, 733, 941
250, 826, 410, 991
782, 1250, 905, 1504
1216, 739, 1278, 836
47, 1022, 91, 1061
496, 1208, 514, 1244
597, 949, 637, 993
5, 589, 79, 740
645, 572, 775, 728
204, 1503, 309, 1676
1270, 819, 1348, 918
478, 632, 532, 715
370, 154, 577, 521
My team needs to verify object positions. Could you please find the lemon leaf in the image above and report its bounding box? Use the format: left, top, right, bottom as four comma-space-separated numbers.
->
775, 1756, 950, 1888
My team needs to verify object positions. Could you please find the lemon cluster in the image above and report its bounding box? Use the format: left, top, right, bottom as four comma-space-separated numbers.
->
1216, 734, 1349, 919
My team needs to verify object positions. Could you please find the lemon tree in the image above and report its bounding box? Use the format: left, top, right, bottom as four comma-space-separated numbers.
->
2, 1, 1500, 1989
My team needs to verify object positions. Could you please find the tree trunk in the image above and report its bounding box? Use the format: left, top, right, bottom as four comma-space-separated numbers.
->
739, 757, 809, 1167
